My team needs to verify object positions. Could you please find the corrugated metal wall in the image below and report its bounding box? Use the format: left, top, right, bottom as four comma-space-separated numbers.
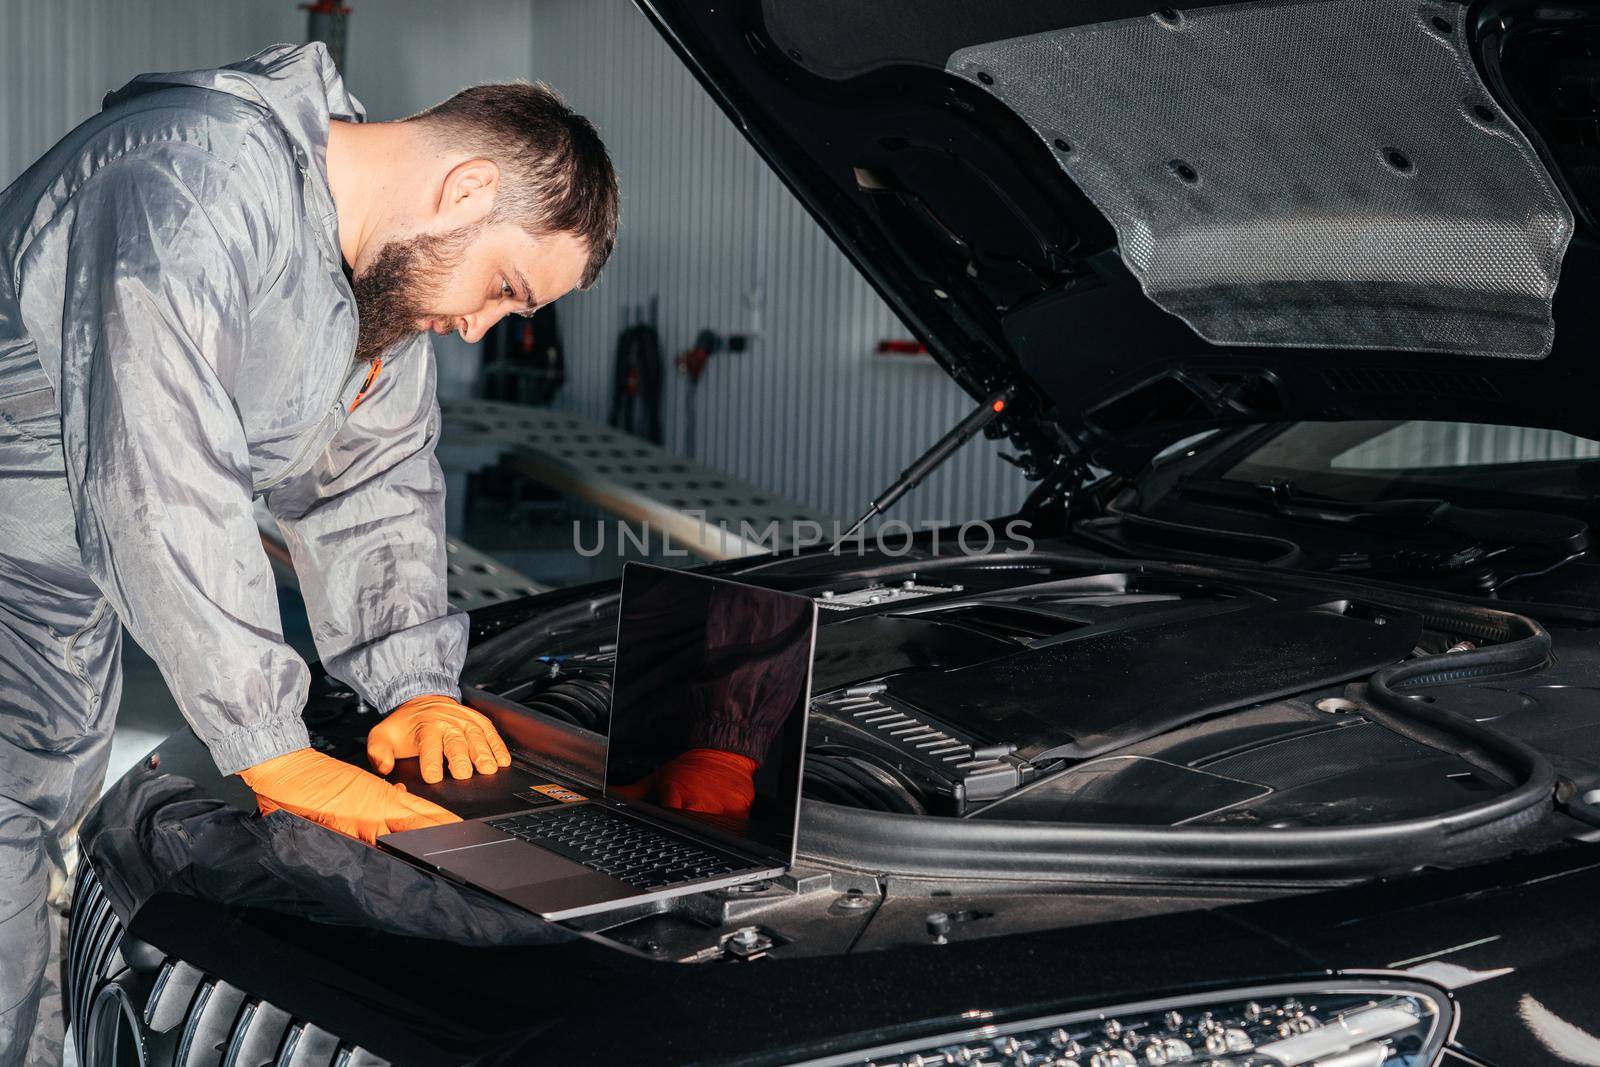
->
0, 1, 538, 180
332, 0, 541, 398
0, 1, 300, 184
0, 0, 534, 399
528, 0, 1029, 527
2, 0, 1027, 526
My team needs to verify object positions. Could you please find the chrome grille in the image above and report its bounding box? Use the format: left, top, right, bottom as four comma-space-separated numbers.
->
67, 863, 125, 1052
67, 866, 390, 1067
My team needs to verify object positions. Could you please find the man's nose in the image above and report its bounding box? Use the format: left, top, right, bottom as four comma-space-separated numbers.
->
459, 311, 501, 344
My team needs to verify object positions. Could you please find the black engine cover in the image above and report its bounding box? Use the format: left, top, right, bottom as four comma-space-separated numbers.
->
885, 593, 1421, 759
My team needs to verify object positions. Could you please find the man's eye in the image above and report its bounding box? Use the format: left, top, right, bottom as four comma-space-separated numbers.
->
500, 280, 514, 299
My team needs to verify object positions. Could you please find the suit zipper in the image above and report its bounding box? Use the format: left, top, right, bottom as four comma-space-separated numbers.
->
253, 396, 344, 493
253, 356, 363, 492
255, 149, 362, 494
348, 357, 383, 413
253, 349, 398, 493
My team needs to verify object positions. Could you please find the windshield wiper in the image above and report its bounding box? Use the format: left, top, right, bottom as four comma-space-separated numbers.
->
1177, 476, 1593, 554
1177, 476, 1449, 531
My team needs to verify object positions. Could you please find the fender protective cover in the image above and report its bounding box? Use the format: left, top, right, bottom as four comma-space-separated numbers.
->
79, 746, 571, 947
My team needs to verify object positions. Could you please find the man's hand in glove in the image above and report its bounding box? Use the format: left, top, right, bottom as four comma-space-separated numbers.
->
239, 748, 460, 845
614, 748, 758, 815
366, 694, 513, 783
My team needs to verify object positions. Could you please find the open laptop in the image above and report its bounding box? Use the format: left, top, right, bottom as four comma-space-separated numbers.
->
378, 562, 819, 920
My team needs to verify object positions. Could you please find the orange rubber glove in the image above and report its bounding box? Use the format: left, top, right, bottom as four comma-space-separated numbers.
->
614, 748, 758, 815
366, 694, 512, 784
238, 748, 460, 845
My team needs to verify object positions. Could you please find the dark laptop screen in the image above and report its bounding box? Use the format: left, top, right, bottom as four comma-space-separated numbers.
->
604, 564, 816, 866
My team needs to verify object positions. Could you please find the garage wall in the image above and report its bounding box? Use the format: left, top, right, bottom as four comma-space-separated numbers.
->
0, 2, 300, 185
0, 0, 534, 397
528, 0, 1030, 528
0, 1, 539, 179
1, 0, 1032, 529
325, 0, 541, 397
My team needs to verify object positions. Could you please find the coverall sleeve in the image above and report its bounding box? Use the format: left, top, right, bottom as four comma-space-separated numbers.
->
264, 334, 469, 713
50, 157, 314, 775
687, 583, 813, 763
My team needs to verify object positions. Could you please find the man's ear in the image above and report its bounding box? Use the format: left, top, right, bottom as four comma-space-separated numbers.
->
436, 157, 500, 227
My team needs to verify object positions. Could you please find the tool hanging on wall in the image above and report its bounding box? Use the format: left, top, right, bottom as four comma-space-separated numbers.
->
609, 297, 664, 443
676, 328, 721, 458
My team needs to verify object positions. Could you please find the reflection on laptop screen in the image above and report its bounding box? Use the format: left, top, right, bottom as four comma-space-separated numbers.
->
604, 564, 817, 866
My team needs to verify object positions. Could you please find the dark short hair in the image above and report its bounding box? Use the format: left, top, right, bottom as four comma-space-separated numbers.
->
414, 82, 618, 289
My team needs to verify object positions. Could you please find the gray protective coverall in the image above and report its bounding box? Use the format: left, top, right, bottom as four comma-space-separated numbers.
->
0, 44, 467, 1061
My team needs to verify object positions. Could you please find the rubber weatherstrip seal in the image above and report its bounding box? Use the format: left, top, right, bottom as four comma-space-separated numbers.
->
795, 594, 1559, 884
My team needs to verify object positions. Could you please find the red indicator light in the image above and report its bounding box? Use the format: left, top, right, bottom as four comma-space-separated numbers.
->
992, 400, 1005, 413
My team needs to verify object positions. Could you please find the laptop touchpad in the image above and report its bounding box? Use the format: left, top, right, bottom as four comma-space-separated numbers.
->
438, 839, 596, 890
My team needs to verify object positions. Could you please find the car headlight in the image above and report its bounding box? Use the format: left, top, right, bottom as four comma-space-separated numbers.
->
793, 977, 1453, 1067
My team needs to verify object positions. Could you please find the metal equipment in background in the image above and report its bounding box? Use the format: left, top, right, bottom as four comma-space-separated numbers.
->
254, 500, 546, 610
442, 399, 835, 559
479, 306, 566, 406
675, 328, 716, 458
675, 327, 748, 458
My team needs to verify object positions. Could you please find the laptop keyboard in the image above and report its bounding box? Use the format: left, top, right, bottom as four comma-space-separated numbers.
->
488, 806, 746, 889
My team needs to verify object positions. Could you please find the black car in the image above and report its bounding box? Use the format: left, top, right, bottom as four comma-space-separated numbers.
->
68, 2, 1600, 1065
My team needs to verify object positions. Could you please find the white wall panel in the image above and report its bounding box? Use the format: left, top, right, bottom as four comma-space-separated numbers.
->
333, 0, 539, 396
0, 0, 538, 181
0, 0, 534, 398
2, 0, 1028, 527
529, 0, 1030, 527
338, 0, 536, 121
0, 0, 301, 185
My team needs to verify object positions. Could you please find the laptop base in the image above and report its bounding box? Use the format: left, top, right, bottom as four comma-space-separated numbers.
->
380, 810, 783, 921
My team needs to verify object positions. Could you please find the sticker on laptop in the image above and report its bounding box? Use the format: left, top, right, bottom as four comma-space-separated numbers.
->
516, 783, 587, 805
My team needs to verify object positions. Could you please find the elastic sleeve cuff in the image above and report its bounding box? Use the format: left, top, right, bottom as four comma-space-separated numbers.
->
208, 716, 312, 776
687, 719, 765, 763
368, 669, 461, 713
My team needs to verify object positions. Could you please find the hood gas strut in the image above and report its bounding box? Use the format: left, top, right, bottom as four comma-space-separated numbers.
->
834, 384, 1017, 549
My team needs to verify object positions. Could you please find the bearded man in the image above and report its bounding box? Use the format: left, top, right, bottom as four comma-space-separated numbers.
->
0, 42, 618, 1061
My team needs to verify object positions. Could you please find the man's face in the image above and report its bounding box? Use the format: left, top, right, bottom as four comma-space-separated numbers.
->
351, 222, 588, 362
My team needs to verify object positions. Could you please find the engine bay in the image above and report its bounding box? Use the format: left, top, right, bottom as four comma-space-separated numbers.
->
467, 555, 1575, 834
390, 548, 1600, 965
105, 545, 1600, 968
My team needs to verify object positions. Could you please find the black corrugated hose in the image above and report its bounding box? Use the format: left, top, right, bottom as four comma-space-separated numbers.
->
805, 753, 925, 815
523, 677, 612, 733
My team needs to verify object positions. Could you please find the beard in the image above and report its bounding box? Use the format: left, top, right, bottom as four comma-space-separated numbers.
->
350, 222, 481, 362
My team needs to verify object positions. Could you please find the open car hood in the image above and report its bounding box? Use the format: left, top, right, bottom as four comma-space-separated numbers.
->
638, 0, 1600, 474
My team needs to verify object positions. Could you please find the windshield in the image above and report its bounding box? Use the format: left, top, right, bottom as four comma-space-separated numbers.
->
1223, 420, 1600, 508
